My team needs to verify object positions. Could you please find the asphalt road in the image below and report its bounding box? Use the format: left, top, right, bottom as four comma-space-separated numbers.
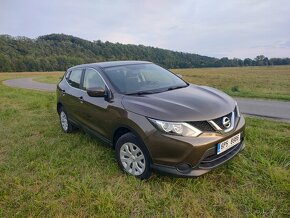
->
3, 77, 290, 122
236, 98, 290, 121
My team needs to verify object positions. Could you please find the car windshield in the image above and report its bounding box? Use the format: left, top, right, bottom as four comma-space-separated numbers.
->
103, 63, 188, 94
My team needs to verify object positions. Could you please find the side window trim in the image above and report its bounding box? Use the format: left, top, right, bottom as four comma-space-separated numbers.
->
80, 68, 85, 90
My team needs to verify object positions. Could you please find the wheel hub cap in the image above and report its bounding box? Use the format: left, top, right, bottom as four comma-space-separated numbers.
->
60, 111, 68, 131
120, 142, 145, 176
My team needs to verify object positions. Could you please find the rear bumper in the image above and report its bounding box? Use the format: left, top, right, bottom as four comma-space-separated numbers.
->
151, 140, 245, 177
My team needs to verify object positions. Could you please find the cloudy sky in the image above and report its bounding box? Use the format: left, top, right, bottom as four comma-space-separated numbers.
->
1, 0, 289, 58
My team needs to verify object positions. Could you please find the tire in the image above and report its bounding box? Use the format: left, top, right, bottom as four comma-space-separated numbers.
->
58, 107, 74, 133
115, 132, 152, 179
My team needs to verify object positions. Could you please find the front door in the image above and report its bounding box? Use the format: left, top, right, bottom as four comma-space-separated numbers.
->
78, 68, 110, 139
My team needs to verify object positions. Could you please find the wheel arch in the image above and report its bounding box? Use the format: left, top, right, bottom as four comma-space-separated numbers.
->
57, 102, 63, 114
112, 124, 153, 163
112, 126, 131, 149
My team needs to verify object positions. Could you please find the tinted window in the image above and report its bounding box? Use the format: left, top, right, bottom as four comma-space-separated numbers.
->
83, 69, 106, 90
103, 63, 187, 94
68, 69, 83, 89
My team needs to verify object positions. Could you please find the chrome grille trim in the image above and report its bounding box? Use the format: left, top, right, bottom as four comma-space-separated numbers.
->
208, 120, 222, 131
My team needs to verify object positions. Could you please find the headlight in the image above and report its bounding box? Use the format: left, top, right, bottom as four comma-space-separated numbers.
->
235, 101, 240, 117
148, 118, 202, 137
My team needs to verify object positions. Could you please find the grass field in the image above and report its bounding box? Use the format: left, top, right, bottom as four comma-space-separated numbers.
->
174, 66, 290, 101
33, 74, 63, 84
0, 72, 289, 216
28, 66, 290, 101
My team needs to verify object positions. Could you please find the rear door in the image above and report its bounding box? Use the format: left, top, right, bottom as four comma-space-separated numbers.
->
64, 68, 84, 124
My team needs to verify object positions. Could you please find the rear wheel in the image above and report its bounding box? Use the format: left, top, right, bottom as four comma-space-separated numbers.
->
59, 107, 74, 133
115, 132, 152, 179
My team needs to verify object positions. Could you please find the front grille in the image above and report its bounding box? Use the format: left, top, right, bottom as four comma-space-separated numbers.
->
188, 121, 215, 132
187, 107, 239, 133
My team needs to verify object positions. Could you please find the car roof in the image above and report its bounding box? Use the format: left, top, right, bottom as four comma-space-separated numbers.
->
69, 60, 151, 70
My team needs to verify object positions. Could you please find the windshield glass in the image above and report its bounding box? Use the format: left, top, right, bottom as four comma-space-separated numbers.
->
103, 63, 187, 94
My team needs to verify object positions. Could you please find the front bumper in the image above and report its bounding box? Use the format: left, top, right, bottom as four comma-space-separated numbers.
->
151, 140, 245, 177
144, 115, 246, 177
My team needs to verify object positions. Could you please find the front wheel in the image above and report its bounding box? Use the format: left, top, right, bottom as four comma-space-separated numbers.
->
115, 132, 152, 179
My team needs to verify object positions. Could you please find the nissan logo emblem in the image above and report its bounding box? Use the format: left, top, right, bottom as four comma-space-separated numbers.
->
222, 117, 231, 128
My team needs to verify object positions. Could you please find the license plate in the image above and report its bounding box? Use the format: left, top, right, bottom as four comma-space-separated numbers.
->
217, 133, 241, 155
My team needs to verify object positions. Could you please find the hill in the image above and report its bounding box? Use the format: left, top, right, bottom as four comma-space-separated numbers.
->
0, 34, 289, 72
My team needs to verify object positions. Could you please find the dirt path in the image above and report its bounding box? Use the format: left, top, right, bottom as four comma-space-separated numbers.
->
3, 77, 56, 92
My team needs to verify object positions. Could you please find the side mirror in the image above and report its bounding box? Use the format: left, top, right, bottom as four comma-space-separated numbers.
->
87, 87, 106, 97
176, 74, 183, 78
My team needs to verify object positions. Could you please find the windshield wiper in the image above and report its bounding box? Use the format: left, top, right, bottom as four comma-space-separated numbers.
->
167, 85, 188, 91
126, 90, 156, 95
127, 85, 188, 95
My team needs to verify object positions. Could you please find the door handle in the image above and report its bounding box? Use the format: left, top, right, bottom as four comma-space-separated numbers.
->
79, 96, 83, 103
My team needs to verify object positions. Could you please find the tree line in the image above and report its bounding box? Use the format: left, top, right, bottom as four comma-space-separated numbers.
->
0, 34, 289, 72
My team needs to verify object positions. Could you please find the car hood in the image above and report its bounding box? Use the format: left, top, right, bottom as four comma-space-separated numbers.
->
121, 84, 235, 121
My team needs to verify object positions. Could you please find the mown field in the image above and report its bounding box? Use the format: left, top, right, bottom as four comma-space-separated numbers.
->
0, 70, 289, 216
174, 66, 290, 101
29, 65, 290, 101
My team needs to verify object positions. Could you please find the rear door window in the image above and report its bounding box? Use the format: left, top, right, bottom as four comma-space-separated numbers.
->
68, 69, 83, 89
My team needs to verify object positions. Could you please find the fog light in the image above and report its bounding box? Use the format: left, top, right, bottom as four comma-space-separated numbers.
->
176, 163, 191, 173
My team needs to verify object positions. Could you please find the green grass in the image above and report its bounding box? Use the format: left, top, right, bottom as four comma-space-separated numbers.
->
0, 74, 289, 216
33, 74, 64, 84
173, 66, 290, 101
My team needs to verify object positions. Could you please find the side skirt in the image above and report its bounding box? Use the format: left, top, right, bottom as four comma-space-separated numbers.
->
69, 119, 113, 147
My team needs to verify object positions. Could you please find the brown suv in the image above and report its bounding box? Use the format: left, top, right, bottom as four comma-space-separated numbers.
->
57, 61, 245, 179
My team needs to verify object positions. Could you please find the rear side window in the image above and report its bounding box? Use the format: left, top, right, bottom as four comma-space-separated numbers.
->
68, 69, 82, 88
83, 69, 106, 90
